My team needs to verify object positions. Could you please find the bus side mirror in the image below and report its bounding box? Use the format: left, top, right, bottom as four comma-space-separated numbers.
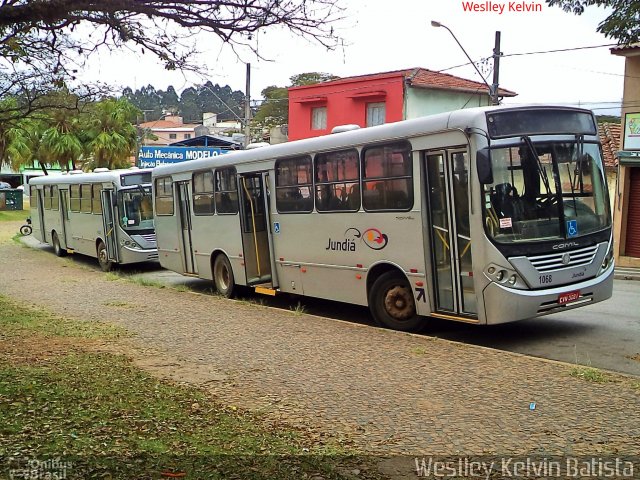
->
477, 148, 493, 184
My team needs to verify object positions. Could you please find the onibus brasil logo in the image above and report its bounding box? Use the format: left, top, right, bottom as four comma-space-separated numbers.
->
325, 227, 389, 251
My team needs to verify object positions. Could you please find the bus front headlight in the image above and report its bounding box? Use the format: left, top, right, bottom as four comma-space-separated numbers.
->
599, 245, 614, 275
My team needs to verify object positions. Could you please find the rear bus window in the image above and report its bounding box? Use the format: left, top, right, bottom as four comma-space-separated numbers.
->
362, 142, 413, 211
275, 156, 313, 213
155, 177, 174, 216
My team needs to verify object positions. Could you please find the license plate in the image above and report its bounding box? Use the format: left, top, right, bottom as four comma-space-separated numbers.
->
558, 290, 580, 304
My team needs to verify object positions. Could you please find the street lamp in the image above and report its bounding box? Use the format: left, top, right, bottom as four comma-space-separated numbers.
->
431, 20, 498, 105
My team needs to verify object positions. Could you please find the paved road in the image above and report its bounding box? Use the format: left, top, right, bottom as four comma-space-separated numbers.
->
22, 236, 640, 376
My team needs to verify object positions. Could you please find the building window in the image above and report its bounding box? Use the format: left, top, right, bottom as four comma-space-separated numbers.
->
275, 157, 314, 213
184, 134, 192, 139
315, 149, 360, 212
366, 102, 386, 127
169, 133, 177, 140
154, 177, 174, 215
311, 107, 327, 130
362, 141, 413, 211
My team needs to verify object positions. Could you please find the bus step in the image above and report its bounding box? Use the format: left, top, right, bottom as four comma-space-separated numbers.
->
255, 284, 277, 296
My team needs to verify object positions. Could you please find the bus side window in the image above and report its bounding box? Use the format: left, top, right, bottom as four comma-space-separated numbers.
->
275, 156, 313, 213
362, 142, 413, 212
155, 177, 174, 216
215, 167, 239, 214
69, 184, 81, 212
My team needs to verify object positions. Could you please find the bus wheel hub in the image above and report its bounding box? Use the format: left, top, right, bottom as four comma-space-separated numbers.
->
385, 286, 414, 320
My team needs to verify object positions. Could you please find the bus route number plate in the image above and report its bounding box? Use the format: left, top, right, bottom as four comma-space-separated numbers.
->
558, 290, 580, 305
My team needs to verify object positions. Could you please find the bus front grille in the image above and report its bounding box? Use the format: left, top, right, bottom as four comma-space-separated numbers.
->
528, 245, 599, 273
139, 233, 157, 243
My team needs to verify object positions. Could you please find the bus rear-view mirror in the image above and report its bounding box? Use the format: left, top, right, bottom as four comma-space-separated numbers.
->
477, 148, 493, 184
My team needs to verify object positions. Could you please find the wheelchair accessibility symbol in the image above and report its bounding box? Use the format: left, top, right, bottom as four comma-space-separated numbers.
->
273, 222, 281, 234
566, 220, 578, 237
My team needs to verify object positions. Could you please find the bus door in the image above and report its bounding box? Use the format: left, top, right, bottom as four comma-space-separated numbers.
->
424, 150, 477, 318
59, 188, 69, 247
36, 188, 47, 242
239, 173, 273, 285
100, 189, 120, 264
176, 181, 196, 274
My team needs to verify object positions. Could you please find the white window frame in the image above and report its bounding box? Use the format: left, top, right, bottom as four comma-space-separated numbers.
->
366, 102, 386, 127
311, 107, 327, 130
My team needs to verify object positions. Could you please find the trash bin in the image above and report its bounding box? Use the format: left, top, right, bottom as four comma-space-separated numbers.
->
0, 189, 24, 210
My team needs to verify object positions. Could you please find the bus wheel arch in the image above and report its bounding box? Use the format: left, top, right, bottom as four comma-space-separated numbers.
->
51, 230, 66, 257
367, 264, 422, 332
211, 251, 235, 298
96, 239, 114, 272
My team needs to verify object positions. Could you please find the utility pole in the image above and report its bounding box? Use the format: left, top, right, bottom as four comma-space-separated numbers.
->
244, 63, 251, 147
491, 31, 501, 106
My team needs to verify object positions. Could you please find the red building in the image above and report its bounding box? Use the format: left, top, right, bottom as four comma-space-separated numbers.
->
287, 67, 516, 141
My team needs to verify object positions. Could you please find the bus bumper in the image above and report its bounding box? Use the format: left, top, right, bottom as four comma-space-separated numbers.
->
481, 264, 614, 325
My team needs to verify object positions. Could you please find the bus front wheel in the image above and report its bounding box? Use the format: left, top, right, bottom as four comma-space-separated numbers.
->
213, 254, 235, 298
52, 232, 66, 257
97, 241, 113, 272
369, 271, 422, 332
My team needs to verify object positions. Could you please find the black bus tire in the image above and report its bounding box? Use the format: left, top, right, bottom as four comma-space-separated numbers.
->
52, 231, 66, 257
97, 241, 114, 272
368, 271, 423, 332
213, 254, 235, 298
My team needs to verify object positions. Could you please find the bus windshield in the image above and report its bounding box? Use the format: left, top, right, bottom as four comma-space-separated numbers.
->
118, 186, 154, 231
483, 140, 610, 243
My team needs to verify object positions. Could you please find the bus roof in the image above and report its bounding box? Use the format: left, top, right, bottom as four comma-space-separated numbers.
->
29, 168, 153, 186
152, 104, 595, 177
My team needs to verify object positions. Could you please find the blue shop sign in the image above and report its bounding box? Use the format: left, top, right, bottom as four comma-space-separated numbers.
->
138, 146, 228, 168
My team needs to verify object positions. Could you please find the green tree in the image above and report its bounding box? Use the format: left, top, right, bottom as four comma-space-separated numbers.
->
252, 86, 289, 127
290, 72, 340, 86
547, 0, 640, 44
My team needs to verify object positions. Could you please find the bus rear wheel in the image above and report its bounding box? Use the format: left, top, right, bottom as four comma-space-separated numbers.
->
97, 241, 113, 272
369, 271, 422, 332
213, 254, 235, 298
52, 232, 66, 257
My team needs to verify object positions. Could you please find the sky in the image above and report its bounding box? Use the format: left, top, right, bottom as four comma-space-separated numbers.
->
83, 0, 625, 116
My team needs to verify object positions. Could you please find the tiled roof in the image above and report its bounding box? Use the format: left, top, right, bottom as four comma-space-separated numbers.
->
403, 67, 517, 97
139, 120, 199, 129
610, 43, 640, 56
598, 122, 621, 168
290, 67, 517, 97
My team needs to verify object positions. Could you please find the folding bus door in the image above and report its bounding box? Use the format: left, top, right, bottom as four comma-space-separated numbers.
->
424, 149, 478, 319
176, 181, 196, 274
238, 172, 274, 286
100, 189, 120, 264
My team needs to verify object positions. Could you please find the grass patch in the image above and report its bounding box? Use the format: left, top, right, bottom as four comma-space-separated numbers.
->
105, 272, 122, 281
290, 301, 307, 316
570, 366, 610, 383
102, 301, 135, 308
411, 346, 428, 355
130, 276, 166, 288
0, 296, 374, 479
0, 295, 125, 340
173, 284, 191, 293
0, 209, 29, 222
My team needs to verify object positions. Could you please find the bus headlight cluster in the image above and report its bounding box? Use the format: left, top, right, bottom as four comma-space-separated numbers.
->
122, 240, 141, 249
598, 245, 614, 275
486, 264, 523, 288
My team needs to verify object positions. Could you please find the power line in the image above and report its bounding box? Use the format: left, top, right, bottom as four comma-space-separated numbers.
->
438, 43, 619, 73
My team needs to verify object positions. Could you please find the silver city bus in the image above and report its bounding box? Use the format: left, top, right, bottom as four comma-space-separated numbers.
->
152, 105, 613, 331
29, 168, 158, 271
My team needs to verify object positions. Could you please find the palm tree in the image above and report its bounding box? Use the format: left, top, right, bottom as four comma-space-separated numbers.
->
84, 98, 139, 170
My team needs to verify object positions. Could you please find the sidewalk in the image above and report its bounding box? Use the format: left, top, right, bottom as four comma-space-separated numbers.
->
2, 236, 640, 458
615, 266, 640, 281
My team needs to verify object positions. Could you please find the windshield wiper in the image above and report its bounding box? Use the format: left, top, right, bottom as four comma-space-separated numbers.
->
521, 135, 553, 207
